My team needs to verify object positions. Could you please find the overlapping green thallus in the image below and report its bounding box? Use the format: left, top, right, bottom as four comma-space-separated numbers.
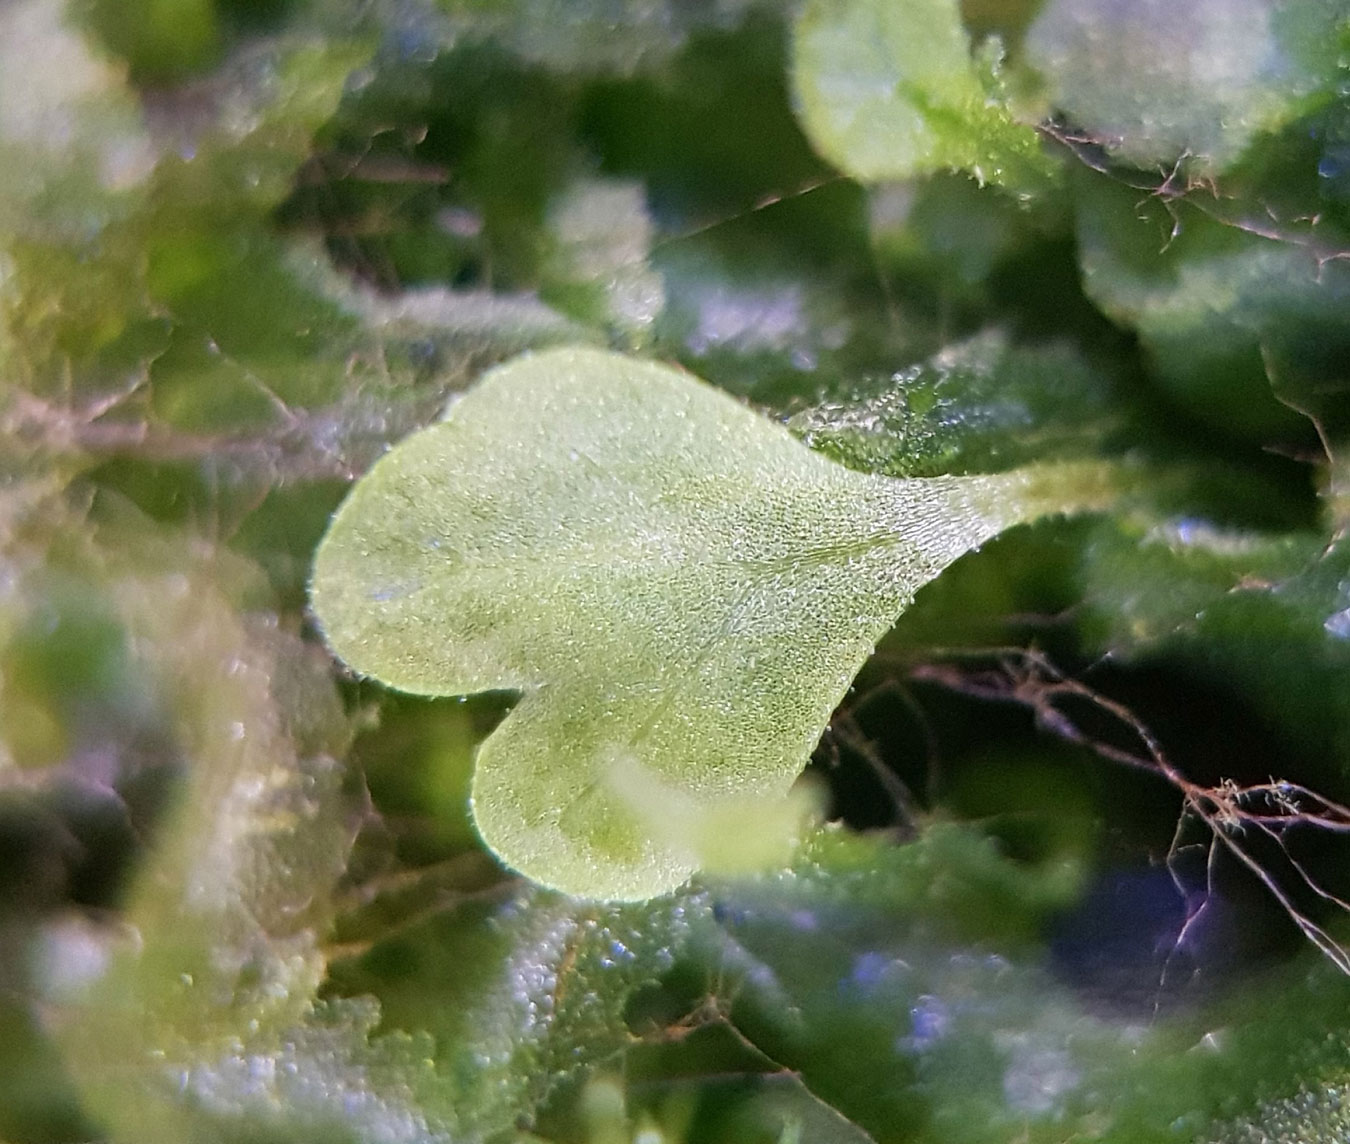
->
311, 346, 1113, 899
790, 0, 1052, 189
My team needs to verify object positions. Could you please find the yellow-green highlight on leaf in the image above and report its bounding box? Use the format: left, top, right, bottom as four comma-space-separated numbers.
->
310, 346, 1115, 900
790, 0, 1053, 189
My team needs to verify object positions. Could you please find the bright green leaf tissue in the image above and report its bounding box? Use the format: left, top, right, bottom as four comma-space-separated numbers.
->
311, 346, 1112, 899
791, 0, 1051, 187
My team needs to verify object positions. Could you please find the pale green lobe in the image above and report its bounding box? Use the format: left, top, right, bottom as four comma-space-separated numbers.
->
311, 346, 1110, 900
790, 0, 1051, 188
1025, 0, 1344, 175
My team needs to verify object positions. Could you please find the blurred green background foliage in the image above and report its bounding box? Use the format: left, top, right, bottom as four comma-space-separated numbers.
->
3, 0, 1350, 1141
